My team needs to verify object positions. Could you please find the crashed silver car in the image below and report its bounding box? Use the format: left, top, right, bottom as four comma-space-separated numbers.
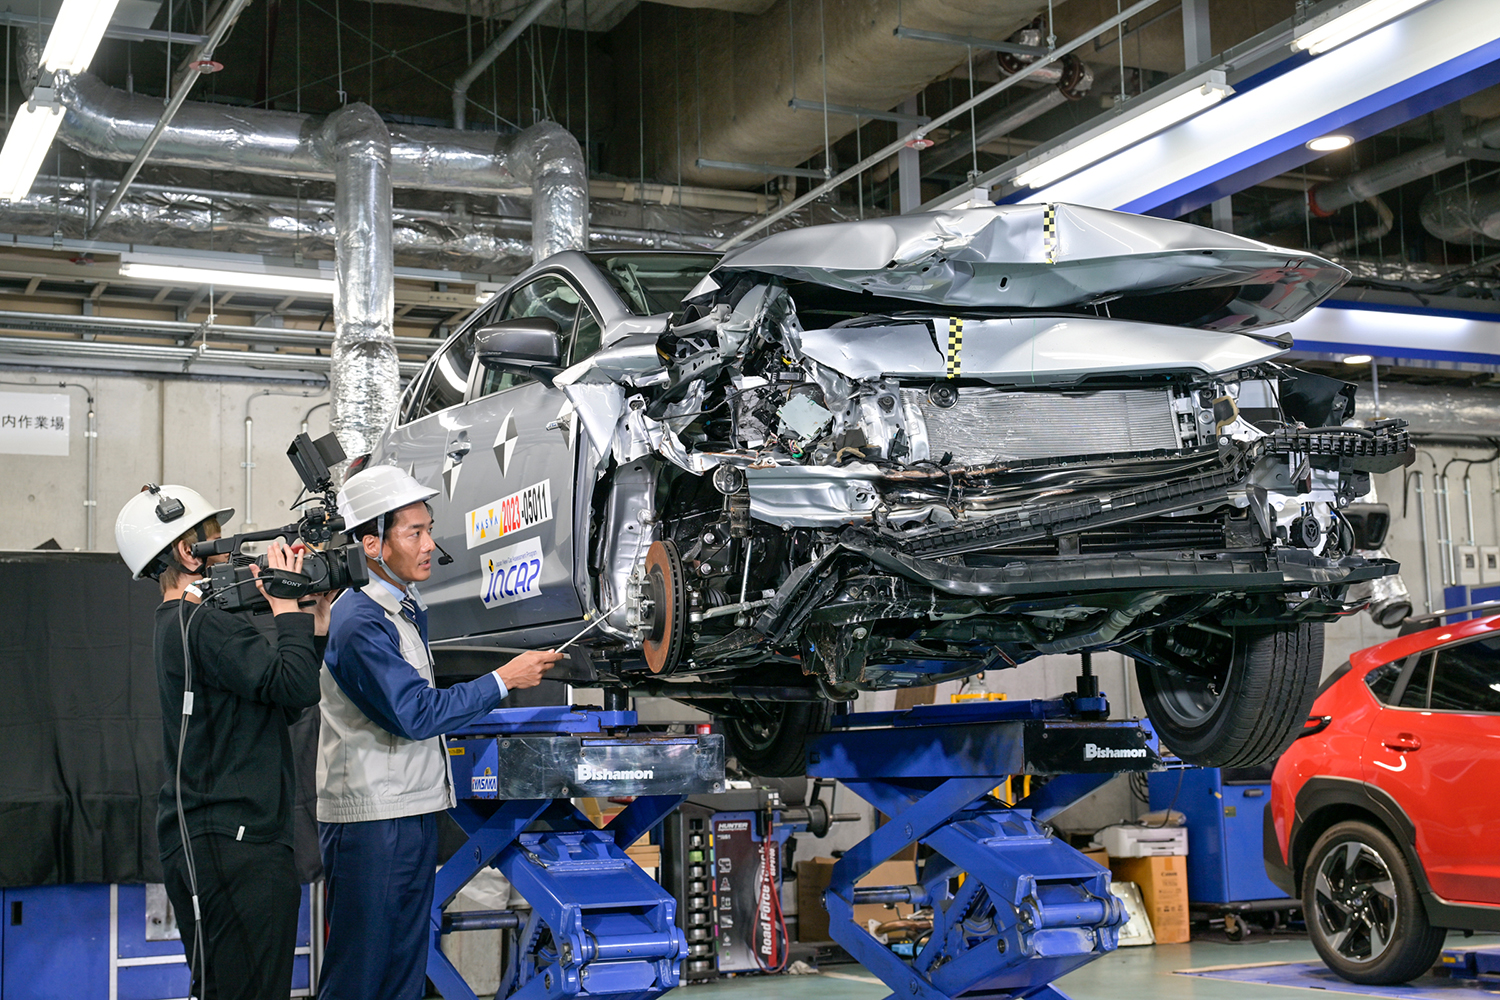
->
373, 204, 1409, 775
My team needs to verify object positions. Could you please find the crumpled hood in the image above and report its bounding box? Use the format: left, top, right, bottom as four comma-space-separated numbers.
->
695, 202, 1350, 332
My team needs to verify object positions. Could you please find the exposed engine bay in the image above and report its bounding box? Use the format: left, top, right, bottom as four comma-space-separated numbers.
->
559, 206, 1410, 702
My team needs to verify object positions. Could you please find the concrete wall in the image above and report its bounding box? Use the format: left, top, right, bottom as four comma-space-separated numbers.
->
0, 372, 330, 552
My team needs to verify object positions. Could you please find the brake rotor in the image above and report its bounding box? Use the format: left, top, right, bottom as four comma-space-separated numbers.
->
642, 540, 686, 675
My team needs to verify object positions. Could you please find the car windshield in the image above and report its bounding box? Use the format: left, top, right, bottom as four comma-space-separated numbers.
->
589, 253, 718, 316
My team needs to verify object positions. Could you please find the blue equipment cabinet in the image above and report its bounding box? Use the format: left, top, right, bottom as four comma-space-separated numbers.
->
1148, 767, 1285, 904
1, 882, 316, 999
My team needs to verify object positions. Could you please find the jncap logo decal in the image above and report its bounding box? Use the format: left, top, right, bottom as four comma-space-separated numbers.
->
480, 537, 544, 609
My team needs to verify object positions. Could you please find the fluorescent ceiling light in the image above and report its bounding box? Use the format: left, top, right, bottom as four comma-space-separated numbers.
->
1341, 354, 1374, 364
0, 99, 64, 203
40, 0, 126, 72
1012, 72, 1232, 189
1292, 0, 1433, 55
118, 261, 336, 296
1307, 134, 1353, 151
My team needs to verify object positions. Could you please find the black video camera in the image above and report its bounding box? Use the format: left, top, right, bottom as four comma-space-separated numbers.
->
190, 432, 370, 613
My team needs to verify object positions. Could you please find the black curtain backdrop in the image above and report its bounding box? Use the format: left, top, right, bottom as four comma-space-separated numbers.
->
0, 552, 322, 886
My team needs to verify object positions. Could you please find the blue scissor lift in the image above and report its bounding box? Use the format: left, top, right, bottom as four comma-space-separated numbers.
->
429, 693, 1161, 1000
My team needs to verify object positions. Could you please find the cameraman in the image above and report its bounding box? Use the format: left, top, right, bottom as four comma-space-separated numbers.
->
316, 465, 560, 1000
114, 485, 336, 1000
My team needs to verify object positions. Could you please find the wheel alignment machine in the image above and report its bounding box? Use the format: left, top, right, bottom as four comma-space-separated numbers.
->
430, 686, 1160, 1000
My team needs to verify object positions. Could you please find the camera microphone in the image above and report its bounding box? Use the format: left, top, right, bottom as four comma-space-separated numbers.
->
433, 540, 455, 566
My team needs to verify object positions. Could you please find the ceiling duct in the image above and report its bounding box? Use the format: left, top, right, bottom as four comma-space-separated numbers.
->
1419, 183, 1500, 245
1241, 115, 1500, 239
49, 71, 588, 265
1355, 381, 1500, 439
642, 0, 1047, 188
326, 103, 398, 465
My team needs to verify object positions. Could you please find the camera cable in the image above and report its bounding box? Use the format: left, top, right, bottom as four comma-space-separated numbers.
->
174, 575, 261, 999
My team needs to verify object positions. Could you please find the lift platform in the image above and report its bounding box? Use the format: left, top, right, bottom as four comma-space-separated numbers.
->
429, 705, 726, 1000
806, 694, 1162, 1000
431, 694, 1162, 1000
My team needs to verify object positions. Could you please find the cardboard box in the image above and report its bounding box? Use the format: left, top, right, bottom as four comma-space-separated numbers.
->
796, 857, 918, 941
1081, 847, 1109, 869
1110, 855, 1190, 944
797, 858, 835, 941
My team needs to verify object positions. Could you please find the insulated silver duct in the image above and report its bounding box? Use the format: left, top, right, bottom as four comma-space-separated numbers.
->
51, 71, 588, 264
324, 104, 398, 464
16, 26, 42, 91
1419, 183, 1500, 244
1352, 382, 1500, 439
1242, 116, 1500, 239
0, 178, 865, 273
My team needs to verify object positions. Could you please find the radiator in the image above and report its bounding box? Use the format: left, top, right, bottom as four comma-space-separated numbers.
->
909, 386, 1182, 464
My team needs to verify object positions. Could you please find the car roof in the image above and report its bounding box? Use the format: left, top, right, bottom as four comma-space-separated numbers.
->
1351, 612, 1500, 669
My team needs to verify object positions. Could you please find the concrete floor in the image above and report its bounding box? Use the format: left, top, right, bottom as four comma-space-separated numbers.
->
670, 932, 1495, 1000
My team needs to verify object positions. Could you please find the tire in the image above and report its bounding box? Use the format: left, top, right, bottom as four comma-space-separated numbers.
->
1303, 821, 1446, 985
719, 701, 836, 777
1134, 621, 1322, 767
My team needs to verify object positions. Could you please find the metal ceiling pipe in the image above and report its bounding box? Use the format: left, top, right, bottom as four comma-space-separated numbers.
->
324, 104, 399, 465
50, 71, 588, 264
1241, 116, 1500, 239
1419, 183, 1500, 243
451, 0, 561, 131
919, 64, 1092, 176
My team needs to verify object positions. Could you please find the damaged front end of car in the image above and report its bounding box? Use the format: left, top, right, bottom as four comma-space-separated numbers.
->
560, 205, 1408, 731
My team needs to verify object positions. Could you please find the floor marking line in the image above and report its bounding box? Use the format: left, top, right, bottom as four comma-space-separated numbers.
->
819, 971, 885, 985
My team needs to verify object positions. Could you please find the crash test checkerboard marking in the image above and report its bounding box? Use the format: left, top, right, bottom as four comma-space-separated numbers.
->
946, 317, 963, 378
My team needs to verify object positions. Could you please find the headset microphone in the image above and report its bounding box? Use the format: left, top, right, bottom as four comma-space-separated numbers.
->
433, 540, 455, 566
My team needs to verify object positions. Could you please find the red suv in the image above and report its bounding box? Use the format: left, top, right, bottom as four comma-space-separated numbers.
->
1265, 611, 1500, 985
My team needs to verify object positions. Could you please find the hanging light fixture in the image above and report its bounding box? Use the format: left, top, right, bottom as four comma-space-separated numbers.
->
1292, 0, 1436, 56
1011, 71, 1233, 190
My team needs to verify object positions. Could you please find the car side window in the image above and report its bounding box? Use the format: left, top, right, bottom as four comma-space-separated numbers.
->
1396, 652, 1434, 709
1428, 635, 1500, 713
477, 275, 589, 398
407, 331, 476, 421
1366, 661, 1403, 703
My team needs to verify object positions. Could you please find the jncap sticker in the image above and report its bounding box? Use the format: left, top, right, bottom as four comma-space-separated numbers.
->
480, 537, 544, 609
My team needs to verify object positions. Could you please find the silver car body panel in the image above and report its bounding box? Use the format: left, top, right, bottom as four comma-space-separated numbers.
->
798, 316, 1286, 383
696, 203, 1348, 331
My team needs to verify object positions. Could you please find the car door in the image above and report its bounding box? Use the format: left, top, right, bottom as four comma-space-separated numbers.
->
372, 327, 477, 609
430, 272, 601, 641
1363, 633, 1500, 904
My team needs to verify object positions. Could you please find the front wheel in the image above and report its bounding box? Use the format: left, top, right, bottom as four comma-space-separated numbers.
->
1304, 821, 1445, 985
1134, 621, 1322, 767
719, 701, 836, 777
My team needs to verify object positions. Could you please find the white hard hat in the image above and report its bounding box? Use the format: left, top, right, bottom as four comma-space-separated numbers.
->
336, 464, 439, 532
115, 484, 234, 579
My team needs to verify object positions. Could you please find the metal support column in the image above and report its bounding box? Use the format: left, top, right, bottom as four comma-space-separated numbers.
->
898, 96, 922, 214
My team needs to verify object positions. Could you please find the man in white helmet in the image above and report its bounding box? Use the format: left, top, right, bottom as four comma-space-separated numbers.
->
115, 484, 336, 1000
316, 464, 559, 1000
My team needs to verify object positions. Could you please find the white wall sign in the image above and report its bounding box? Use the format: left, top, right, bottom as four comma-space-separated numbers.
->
0, 392, 69, 456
